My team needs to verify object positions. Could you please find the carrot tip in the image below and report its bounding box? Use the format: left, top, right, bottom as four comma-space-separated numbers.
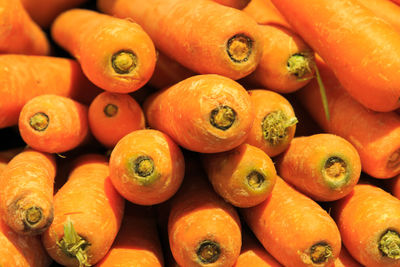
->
210, 105, 237, 130
387, 149, 400, 169
126, 155, 160, 186
103, 103, 118, 117
111, 50, 138, 74
379, 230, 400, 260
321, 156, 350, 189
309, 242, 333, 264
196, 240, 221, 264
261, 110, 297, 146
247, 170, 266, 190
287, 53, 315, 80
226, 34, 253, 63
29, 112, 49, 131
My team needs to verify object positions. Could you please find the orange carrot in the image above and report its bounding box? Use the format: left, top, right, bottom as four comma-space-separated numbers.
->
355, 0, 400, 32
244, 89, 297, 157
210, 0, 250, 9
276, 134, 361, 201
332, 183, 400, 266
109, 129, 185, 205
42, 154, 125, 267
202, 143, 277, 208
0, 0, 50, 55
88, 92, 145, 148
243, 0, 292, 29
389, 175, 400, 199
271, 0, 400, 112
241, 177, 342, 267
391, 0, 400, 5
51, 8, 156, 93
18, 94, 89, 154
297, 59, 400, 179
144, 74, 254, 153
0, 147, 24, 175
0, 54, 100, 129
98, 0, 263, 80
333, 245, 362, 267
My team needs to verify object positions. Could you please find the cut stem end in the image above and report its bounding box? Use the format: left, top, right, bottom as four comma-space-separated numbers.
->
210, 105, 236, 130
29, 112, 49, 131
197, 240, 221, 264
310, 242, 333, 264
388, 149, 400, 169
322, 156, 349, 189
247, 170, 266, 190
379, 230, 400, 259
287, 53, 314, 80
111, 50, 137, 74
261, 110, 297, 146
103, 104, 118, 117
226, 34, 253, 63
24, 206, 43, 226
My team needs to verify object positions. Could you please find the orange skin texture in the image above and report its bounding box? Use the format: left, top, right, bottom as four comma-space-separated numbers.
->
297, 59, 400, 179
88, 92, 145, 148
0, 149, 56, 235
19, 94, 89, 154
42, 154, 125, 267
144, 74, 254, 153
355, 0, 400, 32
243, 24, 314, 93
333, 245, 362, 267
276, 134, 361, 202
332, 184, 400, 267
202, 143, 277, 208
0, 0, 49, 55
210, 0, 250, 9
168, 172, 242, 267
51, 9, 156, 93
98, 0, 263, 80
0, 55, 100, 129
243, 0, 292, 29
109, 129, 185, 205
241, 177, 341, 267
271, 0, 400, 112
244, 89, 296, 157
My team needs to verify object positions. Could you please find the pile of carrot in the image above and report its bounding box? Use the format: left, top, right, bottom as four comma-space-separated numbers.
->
2, 0, 400, 266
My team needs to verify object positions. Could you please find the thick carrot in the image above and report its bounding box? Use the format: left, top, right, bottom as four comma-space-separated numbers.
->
276, 134, 361, 201
241, 177, 342, 267
244, 89, 297, 157
98, 0, 263, 80
334, 245, 362, 267
242, 24, 315, 93
144, 74, 254, 153
332, 183, 400, 266
51, 8, 156, 93
210, 0, 250, 9
109, 129, 185, 205
271, 0, 400, 112
297, 59, 400, 179
18, 94, 89, 154
88, 92, 145, 148
201, 143, 277, 208
243, 0, 292, 29
355, 0, 400, 31
0, 0, 50, 55
0, 54, 100, 129
42, 154, 125, 267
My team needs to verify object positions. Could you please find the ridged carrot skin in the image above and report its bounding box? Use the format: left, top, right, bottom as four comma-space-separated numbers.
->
241, 177, 342, 267
210, 0, 250, 9
355, 0, 400, 32
144, 74, 254, 153
271, 0, 400, 112
333, 246, 362, 267
51, 9, 156, 93
332, 184, 400, 267
98, 0, 263, 80
243, 0, 292, 29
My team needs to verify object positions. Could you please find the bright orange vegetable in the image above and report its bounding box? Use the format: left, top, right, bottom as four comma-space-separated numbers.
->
355, 0, 400, 31
210, 0, 250, 9
333, 245, 362, 267
243, 0, 292, 29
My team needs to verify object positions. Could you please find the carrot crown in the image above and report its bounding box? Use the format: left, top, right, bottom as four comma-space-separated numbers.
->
103, 103, 118, 117
379, 230, 400, 260
125, 154, 160, 186
29, 112, 49, 131
226, 34, 253, 63
321, 156, 351, 189
287, 53, 315, 81
196, 240, 221, 264
111, 50, 138, 75
261, 110, 298, 146
247, 170, 266, 190
210, 105, 237, 130
300, 241, 333, 265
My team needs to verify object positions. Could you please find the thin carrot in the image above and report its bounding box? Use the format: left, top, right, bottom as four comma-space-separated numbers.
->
18, 94, 89, 154
297, 58, 400, 179
243, 0, 292, 29
244, 89, 297, 157
241, 177, 342, 267
271, 0, 400, 112
0, 54, 100, 129
109, 129, 185, 205
333, 245, 362, 267
42, 154, 125, 267
210, 0, 250, 9
355, 0, 400, 32
51, 8, 156, 93
332, 183, 400, 266
98, 0, 263, 80
201, 143, 277, 208
144, 74, 254, 153
88, 92, 145, 148
276, 134, 361, 202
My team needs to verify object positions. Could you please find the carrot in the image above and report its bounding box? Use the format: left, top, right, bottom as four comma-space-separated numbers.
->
297, 58, 400, 179
0, 147, 24, 175
51, 8, 156, 93
0, 54, 100, 129
109, 129, 185, 205
96, 204, 164, 267
201, 143, 277, 208
355, 0, 400, 32
332, 183, 400, 266
333, 245, 362, 267
243, 0, 292, 29
244, 89, 297, 157
18, 94, 89, 154
98, 0, 263, 80
210, 0, 250, 9
88, 92, 145, 148
390, 0, 400, 6
144, 74, 254, 153
242, 24, 315, 93
276, 134, 361, 202
271, 0, 400, 112
42, 154, 125, 267
0, 0, 50, 55
241, 177, 342, 267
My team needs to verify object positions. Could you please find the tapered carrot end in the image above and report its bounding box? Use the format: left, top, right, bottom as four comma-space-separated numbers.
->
301, 242, 333, 265
262, 110, 298, 146
210, 105, 237, 130
379, 230, 400, 260
111, 50, 138, 75
227, 34, 253, 63
196, 240, 221, 264
287, 53, 315, 81
29, 112, 50, 131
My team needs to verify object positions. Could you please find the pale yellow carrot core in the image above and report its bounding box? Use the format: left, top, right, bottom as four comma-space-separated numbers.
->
197, 240, 221, 264
29, 112, 49, 131
134, 156, 154, 177
379, 230, 400, 259
310, 242, 333, 264
287, 53, 314, 80
387, 149, 400, 169
247, 170, 265, 189
104, 103, 118, 117
323, 157, 346, 180
262, 110, 298, 146
227, 34, 253, 63
210, 105, 236, 130
24, 206, 43, 226
111, 50, 137, 74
